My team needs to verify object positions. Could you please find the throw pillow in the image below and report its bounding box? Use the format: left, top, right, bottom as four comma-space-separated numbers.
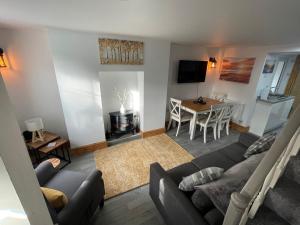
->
195, 152, 266, 214
191, 189, 214, 214
41, 187, 68, 209
179, 167, 224, 191
243, 133, 276, 158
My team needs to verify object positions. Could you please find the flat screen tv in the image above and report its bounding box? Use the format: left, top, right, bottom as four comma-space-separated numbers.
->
177, 60, 207, 83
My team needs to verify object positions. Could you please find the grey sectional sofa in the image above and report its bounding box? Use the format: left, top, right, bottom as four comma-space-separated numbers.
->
149, 132, 259, 225
35, 161, 105, 225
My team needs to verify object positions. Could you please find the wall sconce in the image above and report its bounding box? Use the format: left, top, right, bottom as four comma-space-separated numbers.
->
209, 57, 217, 68
0, 48, 7, 68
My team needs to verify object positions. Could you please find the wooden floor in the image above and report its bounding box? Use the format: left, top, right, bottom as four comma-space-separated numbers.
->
65, 124, 240, 225
90, 185, 165, 225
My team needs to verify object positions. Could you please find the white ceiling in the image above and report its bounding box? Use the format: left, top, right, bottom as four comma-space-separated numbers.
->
0, 0, 300, 46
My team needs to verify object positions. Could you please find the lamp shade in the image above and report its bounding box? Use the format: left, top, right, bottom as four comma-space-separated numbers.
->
25, 118, 44, 132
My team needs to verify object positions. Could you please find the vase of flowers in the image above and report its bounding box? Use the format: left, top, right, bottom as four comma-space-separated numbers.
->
115, 88, 129, 114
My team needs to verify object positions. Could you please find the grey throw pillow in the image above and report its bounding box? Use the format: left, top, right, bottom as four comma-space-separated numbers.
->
243, 133, 276, 158
179, 167, 224, 191
195, 152, 266, 214
191, 189, 214, 213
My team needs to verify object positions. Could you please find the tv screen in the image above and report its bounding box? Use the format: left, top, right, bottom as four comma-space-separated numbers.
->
177, 60, 207, 83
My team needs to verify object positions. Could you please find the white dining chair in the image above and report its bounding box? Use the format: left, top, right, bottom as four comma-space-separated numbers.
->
196, 104, 224, 143
167, 98, 193, 137
217, 103, 235, 138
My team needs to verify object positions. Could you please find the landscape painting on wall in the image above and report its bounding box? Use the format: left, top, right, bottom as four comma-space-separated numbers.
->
99, 38, 144, 65
219, 57, 256, 84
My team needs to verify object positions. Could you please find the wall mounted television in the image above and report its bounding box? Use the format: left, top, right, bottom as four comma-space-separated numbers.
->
177, 60, 208, 83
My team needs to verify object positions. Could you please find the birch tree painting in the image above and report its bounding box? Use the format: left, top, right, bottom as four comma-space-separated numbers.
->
99, 38, 144, 65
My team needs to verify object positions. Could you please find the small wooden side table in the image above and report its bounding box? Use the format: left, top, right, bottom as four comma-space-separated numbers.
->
26, 131, 60, 164
26, 131, 71, 169
39, 138, 71, 169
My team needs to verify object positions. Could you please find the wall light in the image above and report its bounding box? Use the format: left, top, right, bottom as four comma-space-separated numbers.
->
0, 48, 7, 68
209, 57, 217, 68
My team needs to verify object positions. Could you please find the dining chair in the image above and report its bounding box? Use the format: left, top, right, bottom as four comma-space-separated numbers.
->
167, 98, 193, 136
196, 104, 224, 143
212, 92, 228, 102
217, 103, 235, 138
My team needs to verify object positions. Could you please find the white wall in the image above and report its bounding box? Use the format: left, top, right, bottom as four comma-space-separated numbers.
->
48, 28, 170, 147
256, 54, 298, 96
0, 28, 68, 138
168, 43, 300, 126
167, 44, 219, 101
0, 75, 53, 225
0, 157, 30, 225
99, 71, 141, 132
277, 55, 297, 94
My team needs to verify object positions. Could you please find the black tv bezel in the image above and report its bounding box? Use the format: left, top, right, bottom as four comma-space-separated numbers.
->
177, 60, 208, 83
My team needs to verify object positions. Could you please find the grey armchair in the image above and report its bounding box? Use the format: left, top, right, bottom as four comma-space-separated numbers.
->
35, 161, 105, 225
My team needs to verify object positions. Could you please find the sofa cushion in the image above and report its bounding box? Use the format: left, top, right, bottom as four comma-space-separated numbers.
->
191, 189, 214, 214
243, 133, 276, 158
168, 162, 199, 185
239, 132, 259, 148
192, 151, 237, 171
179, 167, 224, 191
219, 143, 247, 163
45, 170, 86, 199
204, 208, 224, 225
41, 187, 68, 210
196, 152, 266, 214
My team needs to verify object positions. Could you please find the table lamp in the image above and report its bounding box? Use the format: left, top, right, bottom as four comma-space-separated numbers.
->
25, 117, 44, 143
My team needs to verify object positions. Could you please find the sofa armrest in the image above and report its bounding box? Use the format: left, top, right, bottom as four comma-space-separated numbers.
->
238, 132, 259, 148
57, 170, 104, 225
150, 163, 209, 225
35, 161, 58, 186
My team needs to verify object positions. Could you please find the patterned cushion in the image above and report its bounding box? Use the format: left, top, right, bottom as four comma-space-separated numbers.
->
179, 167, 224, 191
243, 133, 276, 158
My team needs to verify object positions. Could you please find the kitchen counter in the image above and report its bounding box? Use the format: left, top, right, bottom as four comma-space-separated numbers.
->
250, 96, 295, 136
257, 95, 295, 104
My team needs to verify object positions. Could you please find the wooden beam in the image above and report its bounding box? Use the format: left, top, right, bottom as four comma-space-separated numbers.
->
141, 128, 165, 138
72, 141, 108, 155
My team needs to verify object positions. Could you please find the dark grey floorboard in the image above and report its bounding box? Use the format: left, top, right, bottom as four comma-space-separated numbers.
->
89, 185, 165, 225
167, 123, 240, 157
65, 123, 240, 225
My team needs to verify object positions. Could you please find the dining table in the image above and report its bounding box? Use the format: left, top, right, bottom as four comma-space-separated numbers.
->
181, 97, 222, 140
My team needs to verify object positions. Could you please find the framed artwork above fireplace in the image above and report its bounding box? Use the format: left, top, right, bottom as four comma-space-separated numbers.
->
99, 38, 144, 65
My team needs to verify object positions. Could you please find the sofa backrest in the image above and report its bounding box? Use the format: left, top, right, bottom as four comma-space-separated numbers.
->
239, 132, 259, 148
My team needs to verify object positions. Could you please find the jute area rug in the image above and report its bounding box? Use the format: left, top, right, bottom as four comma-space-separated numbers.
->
94, 134, 194, 199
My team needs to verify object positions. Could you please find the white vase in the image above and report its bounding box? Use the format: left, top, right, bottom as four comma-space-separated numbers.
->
120, 104, 126, 114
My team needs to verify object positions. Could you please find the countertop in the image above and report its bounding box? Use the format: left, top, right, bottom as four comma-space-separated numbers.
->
257, 95, 295, 104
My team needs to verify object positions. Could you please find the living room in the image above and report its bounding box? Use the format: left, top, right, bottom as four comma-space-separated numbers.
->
1, 1, 300, 225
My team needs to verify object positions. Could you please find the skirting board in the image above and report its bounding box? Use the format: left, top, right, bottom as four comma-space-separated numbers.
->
72, 141, 108, 155
141, 128, 165, 138
230, 122, 249, 133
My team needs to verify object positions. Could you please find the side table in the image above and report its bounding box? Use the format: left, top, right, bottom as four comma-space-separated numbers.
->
39, 138, 71, 169
26, 131, 71, 169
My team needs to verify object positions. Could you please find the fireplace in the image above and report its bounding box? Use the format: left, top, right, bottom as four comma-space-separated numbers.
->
109, 110, 137, 137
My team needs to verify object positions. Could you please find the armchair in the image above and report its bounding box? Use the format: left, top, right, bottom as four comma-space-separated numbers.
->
35, 161, 105, 225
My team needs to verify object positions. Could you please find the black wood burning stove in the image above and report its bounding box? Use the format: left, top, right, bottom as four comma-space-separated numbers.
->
109, 110, 135, 136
